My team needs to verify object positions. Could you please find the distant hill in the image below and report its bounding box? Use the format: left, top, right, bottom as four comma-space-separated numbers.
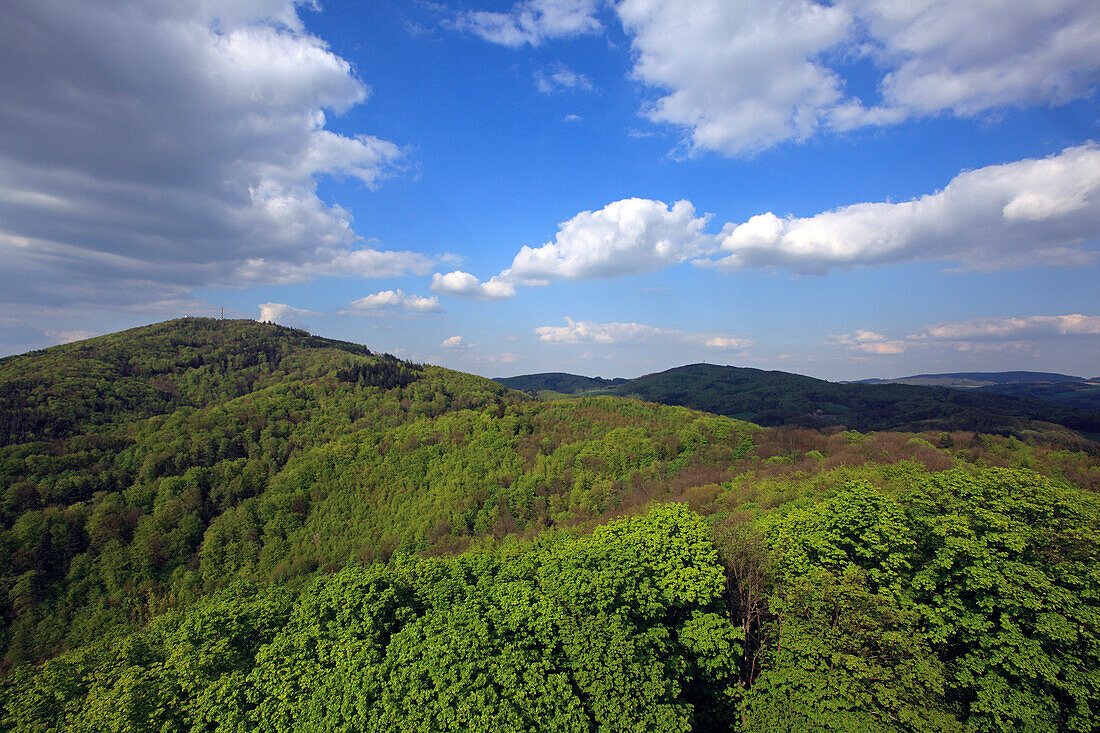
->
496, 371, 627, 394
853, 371, 1100, 412
853, 370, 1084, 387
497, 363, 1100, 439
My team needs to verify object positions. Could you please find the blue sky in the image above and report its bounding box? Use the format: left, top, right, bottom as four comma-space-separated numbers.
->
1, 0, 1099, 380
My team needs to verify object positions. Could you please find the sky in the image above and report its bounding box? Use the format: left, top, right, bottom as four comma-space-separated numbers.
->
1, 0, 1099, 381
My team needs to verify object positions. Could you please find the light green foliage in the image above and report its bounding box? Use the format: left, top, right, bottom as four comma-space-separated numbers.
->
763, 481, 914, 588
1, 319, 759, 667
747, 482, 957, 732
741, 469, 1100, 733
3, 504, 742, 732
904, 468, 1100, 732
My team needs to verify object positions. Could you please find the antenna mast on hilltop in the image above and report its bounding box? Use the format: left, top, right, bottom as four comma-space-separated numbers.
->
220, 307, 224, 320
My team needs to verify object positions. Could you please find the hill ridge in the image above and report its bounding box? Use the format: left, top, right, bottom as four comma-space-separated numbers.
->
497, 363, 1100, 438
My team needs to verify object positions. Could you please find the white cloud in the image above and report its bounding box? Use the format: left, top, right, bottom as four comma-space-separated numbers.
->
0, 0, 417, 309
343, 289, 442, 314
828, 330, 908, 354
615, 0, 1100, 155
704, 335, 751, 349
919, 314, 1100, 341
617, 0, 851, 156
443, 145, 1100, 298
510, 198, 714, 280
430, 198, 714, 299
441, 335, 472, 349
707, 144, 1100, 273
454, 0, 600, 47
831, 314, 1100, 356
238, 246, 436, 285
431, 271, 517, 300
259, 302, 316, 328
535, 317, 749, 349
850, 0, 1100, 119
536, 63, 595, 94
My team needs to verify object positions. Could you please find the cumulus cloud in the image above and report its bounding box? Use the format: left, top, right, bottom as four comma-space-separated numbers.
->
439, 145, 1100, 297
615, 0, 1100, 155
342, 289, 442, 315
535, 317, 749, 349
536, 63, 595, 94
433, 199, 714, 299
454, 0, 600, 47
850, 0, 1100, 120
441, 335, 472, 349
431, 271, 518, 300
259, 302, 316, 328
510, 198, 713, 280
0, 0, 420, 309
617, 0, 851, 156
707, 144, 1100, 273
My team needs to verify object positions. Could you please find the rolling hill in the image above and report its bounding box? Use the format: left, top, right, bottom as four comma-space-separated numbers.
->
852, 371, 1100, 412
854, 370, 1086, 387
499, 363, 1100, 440
2, 319, 1099, 732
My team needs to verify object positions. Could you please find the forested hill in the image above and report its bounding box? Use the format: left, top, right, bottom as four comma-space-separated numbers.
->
3, 319, 1100, 732
854, 371, 1100, 413
855, 370, 1085, 386
498, 363, 1100, 440
496, 372, 627, 394
0, 317, 397, 445
0, 317, 521, 664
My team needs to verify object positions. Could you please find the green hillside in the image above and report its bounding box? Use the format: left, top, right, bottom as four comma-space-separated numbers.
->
498, 363, 1100, 440
2, 319, 1099, 732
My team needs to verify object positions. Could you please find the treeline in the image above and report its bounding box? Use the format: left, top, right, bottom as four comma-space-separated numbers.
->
4, 469, 1098, 732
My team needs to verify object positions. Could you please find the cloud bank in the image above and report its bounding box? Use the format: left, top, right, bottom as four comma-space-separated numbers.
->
451, 0, 1100, 155
432, 198, 713, 298
831, 314, 1100, 355
466, 0, 1098, 156
616, 0, 1100, 155
343, 290, 442, 314
435, 145, 1100, 297
0, 0, 423, 309
710, 143, 1100, 272
535, 317, 750, 349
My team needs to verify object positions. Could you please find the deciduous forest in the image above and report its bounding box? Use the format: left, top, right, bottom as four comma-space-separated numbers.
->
2, 319, 1098, 731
